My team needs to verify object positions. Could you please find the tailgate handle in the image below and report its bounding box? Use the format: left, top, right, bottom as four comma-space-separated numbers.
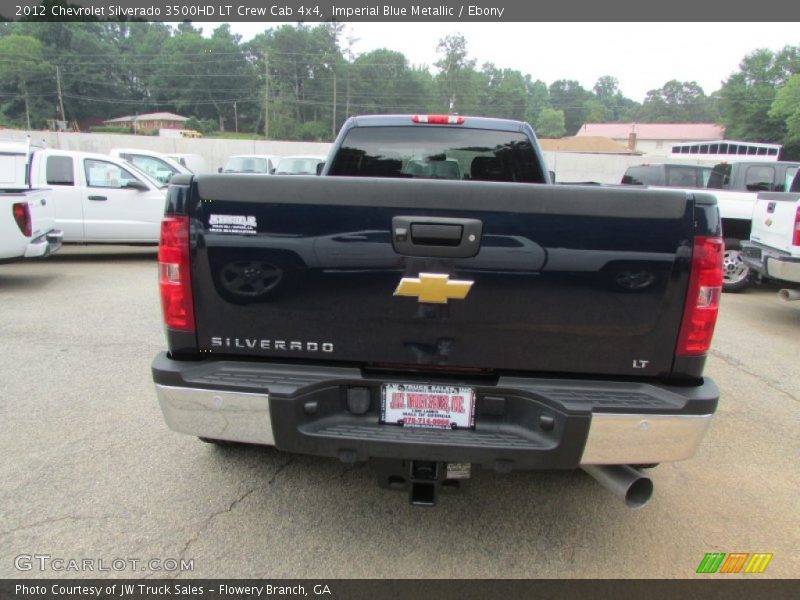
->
411, 224, 462, 246
392, 216, 482, 258
767, 201, 776, 213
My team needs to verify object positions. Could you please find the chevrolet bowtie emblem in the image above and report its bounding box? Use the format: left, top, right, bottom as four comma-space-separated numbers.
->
393, 273, 474, 304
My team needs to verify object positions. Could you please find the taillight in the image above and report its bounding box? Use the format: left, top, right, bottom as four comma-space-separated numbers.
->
792, 206, 800, 246
411, 115, 465, 125
12, 202, 31, 237
158, 215, 195, 332
676, 236, 724, 356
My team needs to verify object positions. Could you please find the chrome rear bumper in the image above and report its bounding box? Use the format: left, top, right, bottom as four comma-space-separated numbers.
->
155, 383, 713, 465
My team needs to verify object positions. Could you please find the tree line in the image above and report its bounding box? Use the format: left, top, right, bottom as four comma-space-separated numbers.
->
0, 18, 798, 155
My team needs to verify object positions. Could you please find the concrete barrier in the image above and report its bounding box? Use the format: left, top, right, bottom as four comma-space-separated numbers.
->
3, 129, 675, 183
1, 130, 332, 173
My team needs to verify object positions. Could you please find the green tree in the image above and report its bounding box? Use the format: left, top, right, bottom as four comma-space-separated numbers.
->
592, 75, 639, 121
637, 80, 717, 123
249, 23, 344, 139
548, 79, 592, 135
149, 24, 257, 132
350, 49, 432, 115
15, 21, 129, 123
479, 63, 528, 120
524, 78, 550, 126
0, 34, 53, 128
770, 74, 800, 144
434, 34, 479, 114
719, 46, 799, 142
535, 107, 566, 138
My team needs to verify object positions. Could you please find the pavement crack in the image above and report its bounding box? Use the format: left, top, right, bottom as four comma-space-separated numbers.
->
710, 349, 799, 403
0, 515, 118, 538
171, 457, 297, 576
268, 457, 297, 485
174, 486, 258, 572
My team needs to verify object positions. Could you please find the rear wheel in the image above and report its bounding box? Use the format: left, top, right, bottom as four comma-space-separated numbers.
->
722, 239, 751, 293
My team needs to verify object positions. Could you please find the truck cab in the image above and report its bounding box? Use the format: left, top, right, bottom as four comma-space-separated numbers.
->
29, 149, 166, 243
707, 161, 800, 192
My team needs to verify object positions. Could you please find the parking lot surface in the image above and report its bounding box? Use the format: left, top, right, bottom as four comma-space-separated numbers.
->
1, 246, 798, 578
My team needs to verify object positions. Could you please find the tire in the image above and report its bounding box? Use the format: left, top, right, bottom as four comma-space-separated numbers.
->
722, 239, 751, 293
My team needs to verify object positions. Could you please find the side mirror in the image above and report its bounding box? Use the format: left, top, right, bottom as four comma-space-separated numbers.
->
217, 167, 223, 173
125, 180, 149, 191
549, 170, 556, 183
270, 168, 276, 174
316, 162, 325, 176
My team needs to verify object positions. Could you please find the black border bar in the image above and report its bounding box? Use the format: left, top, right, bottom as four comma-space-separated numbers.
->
3, 0, 800, 22
1, 579, 798, 600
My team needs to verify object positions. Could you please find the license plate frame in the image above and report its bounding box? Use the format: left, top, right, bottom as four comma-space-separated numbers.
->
380, 383, 476, 430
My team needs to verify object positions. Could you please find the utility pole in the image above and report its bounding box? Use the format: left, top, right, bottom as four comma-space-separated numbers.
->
23, 87, 31, 130
233, 101, 239, 133
345, 75, 350, 119
332, 71, 337, 138
264, 50, 269, 139
55, 65, 66, 123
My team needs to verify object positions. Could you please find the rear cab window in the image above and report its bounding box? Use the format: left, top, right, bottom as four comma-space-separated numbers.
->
46, 156, 75, 186
621, 166, 660, 186
224, 157, 269, 173
327, 126, 546, 183
745, 166, 776, 191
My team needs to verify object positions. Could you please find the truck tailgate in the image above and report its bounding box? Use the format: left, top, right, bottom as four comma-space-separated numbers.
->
187, 175, 697, 379
751, 192, 800, 255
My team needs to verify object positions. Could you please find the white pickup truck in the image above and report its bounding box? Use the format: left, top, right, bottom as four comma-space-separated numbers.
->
631, 160, 800, 292
0, 141, 63, 262
109, 148, 192, 185
741, 171, 800, 302
27, 148, 167, 243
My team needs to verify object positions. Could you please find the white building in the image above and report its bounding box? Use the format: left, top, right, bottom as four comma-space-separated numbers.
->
576, 123, 725, 156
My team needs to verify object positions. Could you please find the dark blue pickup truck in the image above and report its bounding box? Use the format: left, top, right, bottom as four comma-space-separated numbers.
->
152, 115, 722, 508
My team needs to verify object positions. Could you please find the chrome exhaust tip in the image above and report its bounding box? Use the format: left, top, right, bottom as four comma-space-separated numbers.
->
582, 464, 654, 509
778, 288, 800, 302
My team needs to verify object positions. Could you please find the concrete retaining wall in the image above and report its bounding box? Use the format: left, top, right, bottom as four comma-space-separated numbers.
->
2, 130, 332, 173
4, 129, 677, 183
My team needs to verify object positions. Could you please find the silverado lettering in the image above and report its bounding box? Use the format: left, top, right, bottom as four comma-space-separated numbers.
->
153, 115, 723, 508
210, 337, 333, 352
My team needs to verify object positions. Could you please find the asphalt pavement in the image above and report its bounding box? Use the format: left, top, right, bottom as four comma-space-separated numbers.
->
0, 246, 798, 579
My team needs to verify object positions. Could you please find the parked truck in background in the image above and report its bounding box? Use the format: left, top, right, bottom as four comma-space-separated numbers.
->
110, 148, 192, 185
623, 160, 800, 293
27, 148, 167, 243
741, 170, 800, 303
0, 140, 62, 262
153, 115, 723, 508
706, 161, 799, 292
621, 163, 713, 188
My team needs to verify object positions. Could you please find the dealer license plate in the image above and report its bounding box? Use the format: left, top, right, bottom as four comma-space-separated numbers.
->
380, 383, 476, 430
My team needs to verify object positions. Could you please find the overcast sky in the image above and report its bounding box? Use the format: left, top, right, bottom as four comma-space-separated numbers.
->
215, 22, 799, 102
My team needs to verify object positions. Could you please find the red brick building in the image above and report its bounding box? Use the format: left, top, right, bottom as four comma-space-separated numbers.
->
103, 112, 189, 131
